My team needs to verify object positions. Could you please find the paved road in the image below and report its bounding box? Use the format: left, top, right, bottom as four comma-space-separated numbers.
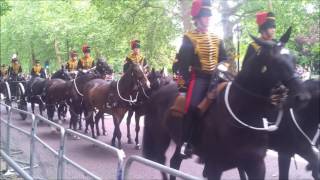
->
0, 104, 314, 180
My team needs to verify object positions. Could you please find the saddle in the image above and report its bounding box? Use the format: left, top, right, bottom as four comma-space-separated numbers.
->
169, 82, 228, 118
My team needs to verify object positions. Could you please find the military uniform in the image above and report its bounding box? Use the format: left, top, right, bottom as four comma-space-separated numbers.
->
123, 40, 148, 73
242, 12, 276, 69
0, 65, 8, 79
177, 0, 228, 158
66, 50, 79, 72
67, 59, 78, 72
178, 29, 227, 112
31, 61, 46, 78
78, 44, 95, 70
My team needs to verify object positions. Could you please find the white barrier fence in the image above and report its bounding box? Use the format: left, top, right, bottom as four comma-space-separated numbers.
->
0, 102, 201, 180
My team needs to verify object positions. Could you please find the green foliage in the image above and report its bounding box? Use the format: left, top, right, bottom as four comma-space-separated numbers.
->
237, 0, 319, 74
1, 0, 181, 73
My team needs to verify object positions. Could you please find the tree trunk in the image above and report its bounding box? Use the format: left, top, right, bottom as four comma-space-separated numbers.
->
179, 0, 192, 32
54, 39, 62, 65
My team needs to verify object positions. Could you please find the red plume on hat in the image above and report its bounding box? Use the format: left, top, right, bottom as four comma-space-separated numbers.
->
256, 12, 268, 26
191, 0, 202, 17
131, 40, 141, 50
82, 44, 90, 53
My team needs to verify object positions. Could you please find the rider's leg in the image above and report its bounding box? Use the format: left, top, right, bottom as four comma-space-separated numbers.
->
180, 75, 208, 158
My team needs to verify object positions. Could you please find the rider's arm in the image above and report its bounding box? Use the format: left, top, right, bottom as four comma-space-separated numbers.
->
177, 36, 195, 86
242, 44, 256, 69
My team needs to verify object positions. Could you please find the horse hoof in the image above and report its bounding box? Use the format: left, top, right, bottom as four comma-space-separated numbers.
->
103, 132, 106, 136
135, 144, 140, 150
84, 130, 88, 134
111, 140, 116, 147
97, 132, 100, 136
128, 139, 133, 144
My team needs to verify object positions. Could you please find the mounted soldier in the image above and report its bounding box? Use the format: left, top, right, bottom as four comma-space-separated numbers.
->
175, 0, 228, 158
123, 40, 148, 73
78, 44, 95, 71
8, 54, 23, 80
66, 50, 79, 78
0, 64, 8, 80
242, 11, 276, 68
31, 60, 46, 78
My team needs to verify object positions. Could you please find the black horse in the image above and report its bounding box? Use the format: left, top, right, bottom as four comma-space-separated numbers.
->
43, 67, 72, 123
269, 79, 320, 180
142, 28, 311, 180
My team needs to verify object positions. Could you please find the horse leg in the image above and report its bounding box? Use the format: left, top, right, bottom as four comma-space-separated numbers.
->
238, 167, 248, 180
87, 111, 96, 139
126, 109, 133, 144
114, 116, 123, 149
31, 102, 35, 114
169, 145, 183, 180
243, 158, 266, 180
134, 113, 141, 149
39, 103, 43, 116
95, 111, 103, 136
204, 163, 223, 180
79, 113, 83, 130
111, 115, 117, 147
278, 152, 292, 180
102, 114, 106, 135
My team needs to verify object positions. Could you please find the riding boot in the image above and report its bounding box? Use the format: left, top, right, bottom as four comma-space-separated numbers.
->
180, 107, 199, 158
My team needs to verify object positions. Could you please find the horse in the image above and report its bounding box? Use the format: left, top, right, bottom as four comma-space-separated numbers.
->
142, 28, 311, 180
268, 79, 320, 180
43, 67, 72, 123
66, 57, 113, 131
125, 68, 171, 149
82, 63, 150, 148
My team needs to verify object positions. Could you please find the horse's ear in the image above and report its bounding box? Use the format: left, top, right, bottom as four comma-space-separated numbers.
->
279, 26, 292, 45
160, 67, 164, 74
249, 33, 276, 47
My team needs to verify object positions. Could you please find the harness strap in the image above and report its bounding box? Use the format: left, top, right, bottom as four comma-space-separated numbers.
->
72, 72, 84, 97
290, 108, 320, 147
224, 82, 283, 132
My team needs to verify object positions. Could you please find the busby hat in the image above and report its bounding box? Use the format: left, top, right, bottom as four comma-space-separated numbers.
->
131, 40, 141, 50
191, 0, 212, 18
82, 44, 91, 53
256, 11, 276, 32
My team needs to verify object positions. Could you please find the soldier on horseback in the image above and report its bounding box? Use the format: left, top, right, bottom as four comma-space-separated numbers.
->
123, 40, 148, 73
78, 44, 94, 70
176, 0, 228, 158
66, 50, 79, 72
31, 60, 46, 78
8, 54, 23, 80
242, 11, 276, 68
0, 64, 8, 80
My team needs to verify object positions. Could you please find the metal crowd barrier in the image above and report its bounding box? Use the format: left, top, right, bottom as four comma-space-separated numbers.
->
1, 102, 200, 180
1, 150, 33, 180
62, 129, 126, 180
122, 155, 201, 180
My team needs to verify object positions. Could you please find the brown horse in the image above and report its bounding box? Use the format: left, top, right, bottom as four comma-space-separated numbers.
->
66, 58, 113, 131
82, 63, 150, 148
142, 28, 311, 180
125, 68, 171, 149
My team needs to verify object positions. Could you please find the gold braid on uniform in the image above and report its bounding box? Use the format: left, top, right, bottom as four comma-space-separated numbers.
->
33, 64, 42, 75
185, 31, 220, 72
80, 57, 94, 69
250, 42, 261, 53
68, 59, 78, 71
12, 63, 21, 74
127, 53, 144, 65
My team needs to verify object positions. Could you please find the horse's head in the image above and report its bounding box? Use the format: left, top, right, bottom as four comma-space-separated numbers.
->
147, 68, 165, 91
126, 63, 150, 91
53, 67, 72, 81
248, 27, 310, 107
95, 57, 113, 76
